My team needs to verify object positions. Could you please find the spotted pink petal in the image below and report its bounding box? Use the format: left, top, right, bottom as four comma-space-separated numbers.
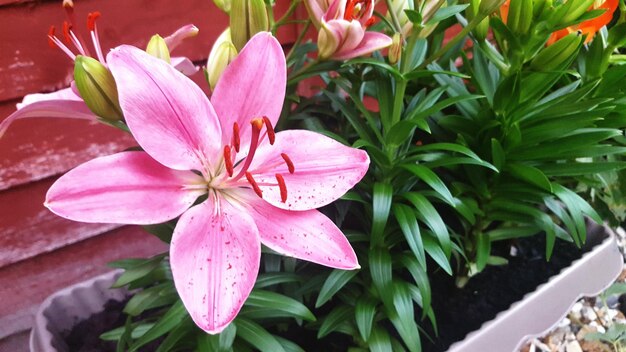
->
170, 198, 261, 334
332, 31, 393, 60
0, 89, 95, 139
45, 152, 204, 224
247, 130, 370, 210
211, 32, 286, 150
241, 193, 359, 269
107, 45, 222, 172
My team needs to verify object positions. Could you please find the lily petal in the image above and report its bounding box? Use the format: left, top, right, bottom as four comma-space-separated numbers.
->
171, 56, 199, 75
45, 152, 204, 224
242, 193, 359, 269
107, 45, 222, 172
164, 24, 199, 51
248, 130, 370, 210
333, 31, 393, 60
170, 198, 261, 334
211, 32, 286, 149
1, 93, 95, 139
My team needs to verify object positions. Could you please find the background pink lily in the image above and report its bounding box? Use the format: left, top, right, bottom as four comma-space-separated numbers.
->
0, 23, 199, 139
44, 32, 369, 334
312, 0, 392, 60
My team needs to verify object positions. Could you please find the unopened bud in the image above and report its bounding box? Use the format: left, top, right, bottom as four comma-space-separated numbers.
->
214, 0, 232, 13
230, 0, 269, 51
479, 0, 508, 16
74, 55, 123, 121
146, 35, 171, 64
389, 33, 402, 64
317, 22, 340, 60
206, 29, 238, 90
507, 0, 533, 34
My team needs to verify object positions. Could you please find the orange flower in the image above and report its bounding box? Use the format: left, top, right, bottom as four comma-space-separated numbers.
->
547, 0, 618, 45
500, 0, 510, 23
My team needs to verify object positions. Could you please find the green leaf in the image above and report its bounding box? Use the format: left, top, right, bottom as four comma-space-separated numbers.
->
400, 164, 455, 205
403, 9, 422, 24
403, 192, 451, 257
124, 283, 177, 316
541, 162, 626, 177
236, 318, 286, 352
475, 233, 491, 273
426, 4, 469, 25
344, 58, 403, 80
491, 139, 505, 171
369, 326, 393, 352
246, 290, 316, 321
423, 233, 453, 275
111, 254, 166, 288
129, 300, 188, 351
372, 183, 394, 245
355, 296, 377, 342
403, 69, 470, 81
369, 247, 393, 307
386, 281, 421, 352
274, 336, 305, 352
315, 269, 359, 308
323, 90, 373, 143
154, 319, 194, 352
400, 256, 431, 316
507, 163, 553, 192
254, 273, 302, 288
393, 204, 427, 268
317, 305, 354, 338
197, 324, 237, 352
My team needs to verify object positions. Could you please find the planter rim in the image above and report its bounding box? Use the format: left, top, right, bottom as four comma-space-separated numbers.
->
447, 223, 624, 352
29, 270, 125, 352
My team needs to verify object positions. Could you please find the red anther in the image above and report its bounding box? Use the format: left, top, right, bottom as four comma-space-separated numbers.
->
365, 17, 377, 28
62, 21, 72, 44
281, 153, 295, 174
262, 116, 275, 145
415, 140, 423, 146
251, 118, 264, 131
48, 26, 57, 48
344, 0, 356, 20
245, 172, 263, 198
275, 173, 287, 203
87, 12, 101, 31
223, 146, 234, 177
232, 122, 240, 152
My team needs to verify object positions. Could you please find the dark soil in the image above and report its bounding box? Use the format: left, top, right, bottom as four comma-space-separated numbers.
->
62, 299, 163, 352
422, 231, 604, 352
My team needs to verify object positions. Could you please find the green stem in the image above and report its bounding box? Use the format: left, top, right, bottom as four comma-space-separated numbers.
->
478, 41, 511, 73
419, 16, 483, 69
267, 1, 276, 34
286, 20, 312, 62
286, 59, 320, 86
384, 0, 403, 33
273, 0, 302, 30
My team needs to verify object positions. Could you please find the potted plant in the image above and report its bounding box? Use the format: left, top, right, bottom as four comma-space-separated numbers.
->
4, 0, 626, 351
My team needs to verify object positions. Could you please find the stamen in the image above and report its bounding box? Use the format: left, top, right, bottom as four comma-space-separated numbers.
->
87, 12, 101, 31
365, 17, 377, 28
245, 172, 263, 198
232, 118, 263, 181
47, 27, 77, 60
87, 12, 105, 63
223, 146, 234, 177
281, 153, 295, 174
344, 0, 356, 20
275, 174, 287, 203
262, 116, 275, 145
62, 21, 72, 44
232, 122, 240, 152
63, 0, 75, 25
48, 26, 57, 48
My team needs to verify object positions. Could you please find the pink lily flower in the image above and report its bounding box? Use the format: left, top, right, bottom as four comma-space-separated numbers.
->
314, 0, 392, 60
44, 32, 369, 333
0, 5, 199, 139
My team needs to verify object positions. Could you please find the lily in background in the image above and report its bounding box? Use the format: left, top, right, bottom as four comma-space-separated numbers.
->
44, 32, 369, 334
306, 0, 392, 60
547, 0, 618, 45
0, 0, 199, 139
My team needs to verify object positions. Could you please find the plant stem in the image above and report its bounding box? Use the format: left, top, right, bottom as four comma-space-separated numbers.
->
273, 0, 302, 30
286, 20, 312, 62
419, 16, 483, 68
384, 0, 403, 33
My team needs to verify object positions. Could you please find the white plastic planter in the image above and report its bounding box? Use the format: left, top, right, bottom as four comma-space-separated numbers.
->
30, 270, 127, 352
447, 224, 624, 352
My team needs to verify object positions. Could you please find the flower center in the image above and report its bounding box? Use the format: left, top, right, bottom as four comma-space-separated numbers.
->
217, 117, 294, 203
343, 0, 376, 27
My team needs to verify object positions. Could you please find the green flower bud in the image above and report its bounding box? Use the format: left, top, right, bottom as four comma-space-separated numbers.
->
146, 34, 171, 64
530, 31, 584, 72
479, 0, 508, 16
214, 0, 231, 13
74, 55, 123, 121
230, 0, 269, 51
507, 0, 533, 34
206, 29, 238, 90
388, 32, 402, 65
